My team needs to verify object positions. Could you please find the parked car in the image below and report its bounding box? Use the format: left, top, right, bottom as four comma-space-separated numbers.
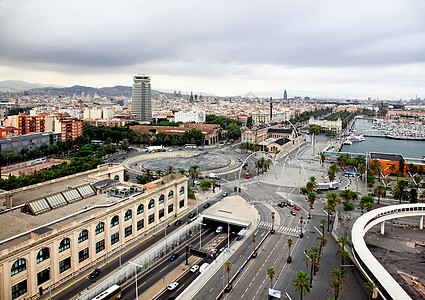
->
189, 212, 196, 218
167, 282, 179, 290
169, 253, 179, 261
194, 180, 201, 185
203, 203, 210, 208
174, 220, 182, 226
87, 268, 101, 279
190, 265, 200, 273
294, 205, 300, 211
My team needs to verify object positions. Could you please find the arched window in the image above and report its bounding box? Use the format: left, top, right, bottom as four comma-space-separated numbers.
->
111, 216, 119, 228
168, 191, 173, 201
148, 199, 155, 209
179, 186, 184, 195
137, 204, 144, 215
36, 248, 50, 263
158, 194, 165, 204
95, 222, 104, 235
114, 175, 119, 180
11, 259, 26, 276
59, 238, 71, 252
78, 230, 89, 243
124, 210, 132, 221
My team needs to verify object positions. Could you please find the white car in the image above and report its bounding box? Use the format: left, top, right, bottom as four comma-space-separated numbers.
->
167, 282, 179, 291
216, 226, 223, 233
190, 265, 200, 273
194, 180, 201, 185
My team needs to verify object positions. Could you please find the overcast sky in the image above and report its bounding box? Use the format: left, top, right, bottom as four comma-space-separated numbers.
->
1, 0, 424, 99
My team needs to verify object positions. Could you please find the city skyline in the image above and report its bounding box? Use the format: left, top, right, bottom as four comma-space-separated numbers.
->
0, 0, 424, 99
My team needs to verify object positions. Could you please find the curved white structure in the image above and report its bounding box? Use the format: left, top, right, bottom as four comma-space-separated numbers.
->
351, 204, 425, 300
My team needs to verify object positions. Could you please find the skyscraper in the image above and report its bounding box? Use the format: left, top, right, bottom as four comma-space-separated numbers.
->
131, 75, 152, 123
283, 90, 287, 100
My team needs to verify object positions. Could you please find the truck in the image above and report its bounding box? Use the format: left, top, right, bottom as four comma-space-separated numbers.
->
287, 199, 294, 207
236, 229, 247, 240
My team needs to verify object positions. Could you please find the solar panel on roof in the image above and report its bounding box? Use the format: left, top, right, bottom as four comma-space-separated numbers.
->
77, 184, 96, 198
62, 189, 82, 203
45, 193, 67, 209
28, 198, 51, 215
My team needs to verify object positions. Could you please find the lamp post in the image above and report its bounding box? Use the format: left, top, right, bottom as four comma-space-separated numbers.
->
129, 261, 143, 300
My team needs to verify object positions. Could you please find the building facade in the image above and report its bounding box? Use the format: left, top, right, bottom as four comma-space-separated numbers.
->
308, 118, 342, 134
131, 75, 152, 123
174, 111, 206, 123
0, 166, 188, 300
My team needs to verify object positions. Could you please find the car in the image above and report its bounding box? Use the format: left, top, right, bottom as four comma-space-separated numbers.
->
203, 203, 210, 208
222, 192, 227, 197
167, 282, 179, 291
277, 202, 285, 208
216, 183, 221, 188
169, 253, 179, 261
87, 268, 101, 279
174, 220, 182, 226
190, 265, 200, 273
216, 226, 223, 233
294, 205, 300, 211
194, 180, 201, 185
189, 212, 196, 218
290, 211, 297, 216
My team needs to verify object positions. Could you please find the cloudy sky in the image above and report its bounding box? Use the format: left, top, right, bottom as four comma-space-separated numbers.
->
1, 0, 424, 99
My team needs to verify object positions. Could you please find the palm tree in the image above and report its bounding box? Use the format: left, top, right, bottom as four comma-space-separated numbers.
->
145, 169, 153, 182
320, 152, 326, 166
267, 267, 276, 288
364, 281, 379, 299
299, 216, 304, 238
360, 195, 374, 214
252, 233, 257, 256
319, 218, 327, 236
330, 268, 347, 300
271, 211, 275, 233
388, 163, 396, 175
155, 169, 163, 178
178, 168, 185, 175
309, 176, 317, 187
300, 187, 308, 199
166, 165, 173, 175
392, 183, 410, 204
324, 204, 334, 232
373, 185, 386, 204
304, 251, 315, 284
336, 235, 351, 250
212, 178, 216, 193
317, 235, 327, 264
307, 192, 316, 219
329, 278, 343, 300
337, 248, 349, 268
293, 270, 312, 300
189, 164, 199, 186
287, 238, 293, 263
225, 261, 232, 288
310, 246, 320, 276
306, 181, 315, 193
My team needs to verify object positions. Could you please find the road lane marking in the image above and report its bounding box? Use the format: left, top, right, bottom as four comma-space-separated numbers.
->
314, 226, 323, 235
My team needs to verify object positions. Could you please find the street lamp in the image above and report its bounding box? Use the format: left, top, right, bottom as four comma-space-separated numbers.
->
129, 261, 143, 300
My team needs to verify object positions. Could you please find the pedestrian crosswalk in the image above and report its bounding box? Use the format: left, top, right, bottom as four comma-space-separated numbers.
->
258, 221, 299, 236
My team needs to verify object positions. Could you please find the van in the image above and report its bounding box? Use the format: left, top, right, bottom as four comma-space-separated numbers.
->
287, 200, 294, 207
199, 263, 210, 273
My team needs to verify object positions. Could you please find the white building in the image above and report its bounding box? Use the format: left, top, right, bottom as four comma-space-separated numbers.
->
174, 111, 206, 123
309, 118, 342, 134
83, 109, 114, 120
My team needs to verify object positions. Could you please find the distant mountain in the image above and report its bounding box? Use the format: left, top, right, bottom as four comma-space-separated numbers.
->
0, 80, 63, 90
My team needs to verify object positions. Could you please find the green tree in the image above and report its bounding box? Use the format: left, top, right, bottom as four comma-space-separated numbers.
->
392, 183, 410, 204
225, 261, 232, 287
267, 267, 276, 288
320, 152, 326, 166
373, 185, 386, 204
364, 281, 379, 299
189, 164, 200, 186
309, 124, 322, 134
200, 179, 212, 191
307, 192, 316, 219
342, 201, 354, 211
293, 270, 312, 300
287, 238, 293, 263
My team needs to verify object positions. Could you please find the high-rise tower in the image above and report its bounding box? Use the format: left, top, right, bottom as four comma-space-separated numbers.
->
131, 75, 152, 123
283, 90, 287, 100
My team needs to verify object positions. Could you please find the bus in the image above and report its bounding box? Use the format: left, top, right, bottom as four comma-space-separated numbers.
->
91, 285, 122, 300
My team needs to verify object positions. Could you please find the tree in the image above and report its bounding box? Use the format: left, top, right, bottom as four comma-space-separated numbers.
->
166, 165, 173, 175
267, 267, 276, 288
360, 195, 374, 214
339, 189, 357, 202
320, 152, 326, 166
178, 168, 185, 175
342, 201, 354, 211
373, 185, 386, 204
307, 192, 316, 219
287, 238, 293, 263
337, 248, 349, 268
304, 251, 316, 284
364, 281, 379, 299
299, 216, 304, 238
293, 270, 312, 300
392, 183, 410, 204
319, 218, 326, 236
410, 188, 418, 203
271, 211, 276, 233
317, 235, 327, 264
309, 124, 321, 134
324, 204, 334, 232
252, 233, 257, 255
225, 261, 232, 288
200, 179, 212, 191
189, 165, 199, 186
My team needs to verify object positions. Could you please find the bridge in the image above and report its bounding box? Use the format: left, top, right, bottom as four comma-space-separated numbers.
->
351, 204, 425, 300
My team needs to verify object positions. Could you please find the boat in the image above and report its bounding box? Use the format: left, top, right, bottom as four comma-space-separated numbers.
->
343, 140, 352, 145
347, 135, 365, 142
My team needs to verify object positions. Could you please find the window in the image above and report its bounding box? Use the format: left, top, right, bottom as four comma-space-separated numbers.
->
37, 268, 50, 286
125, 225, 132, 237
148, 199, 155, 209
59, 257, 71, 273
137, 219, 144, 230
78, 230, 89, 243
159, 208, 164, 219
168, 191, 173, 201
159, 194, 165, 204
59, 238, 70, 252
36, 248, 50, 263
148, 213, 154, 224
96, 240, 105, 253
124, 210, 132, 221
11, 280, 27, 300
95, 222, 105, 235
111, 216, 119, 228
11, 259, 26, 276
111, 232, 119, 245
179, 199, 184, 208
179, 186, 184, 195
137, 204, 144, 215
168, 204, 173, 213
79, 248, 89, 263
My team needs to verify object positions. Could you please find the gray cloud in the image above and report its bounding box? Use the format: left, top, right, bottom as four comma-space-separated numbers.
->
0, 0, 424, 98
